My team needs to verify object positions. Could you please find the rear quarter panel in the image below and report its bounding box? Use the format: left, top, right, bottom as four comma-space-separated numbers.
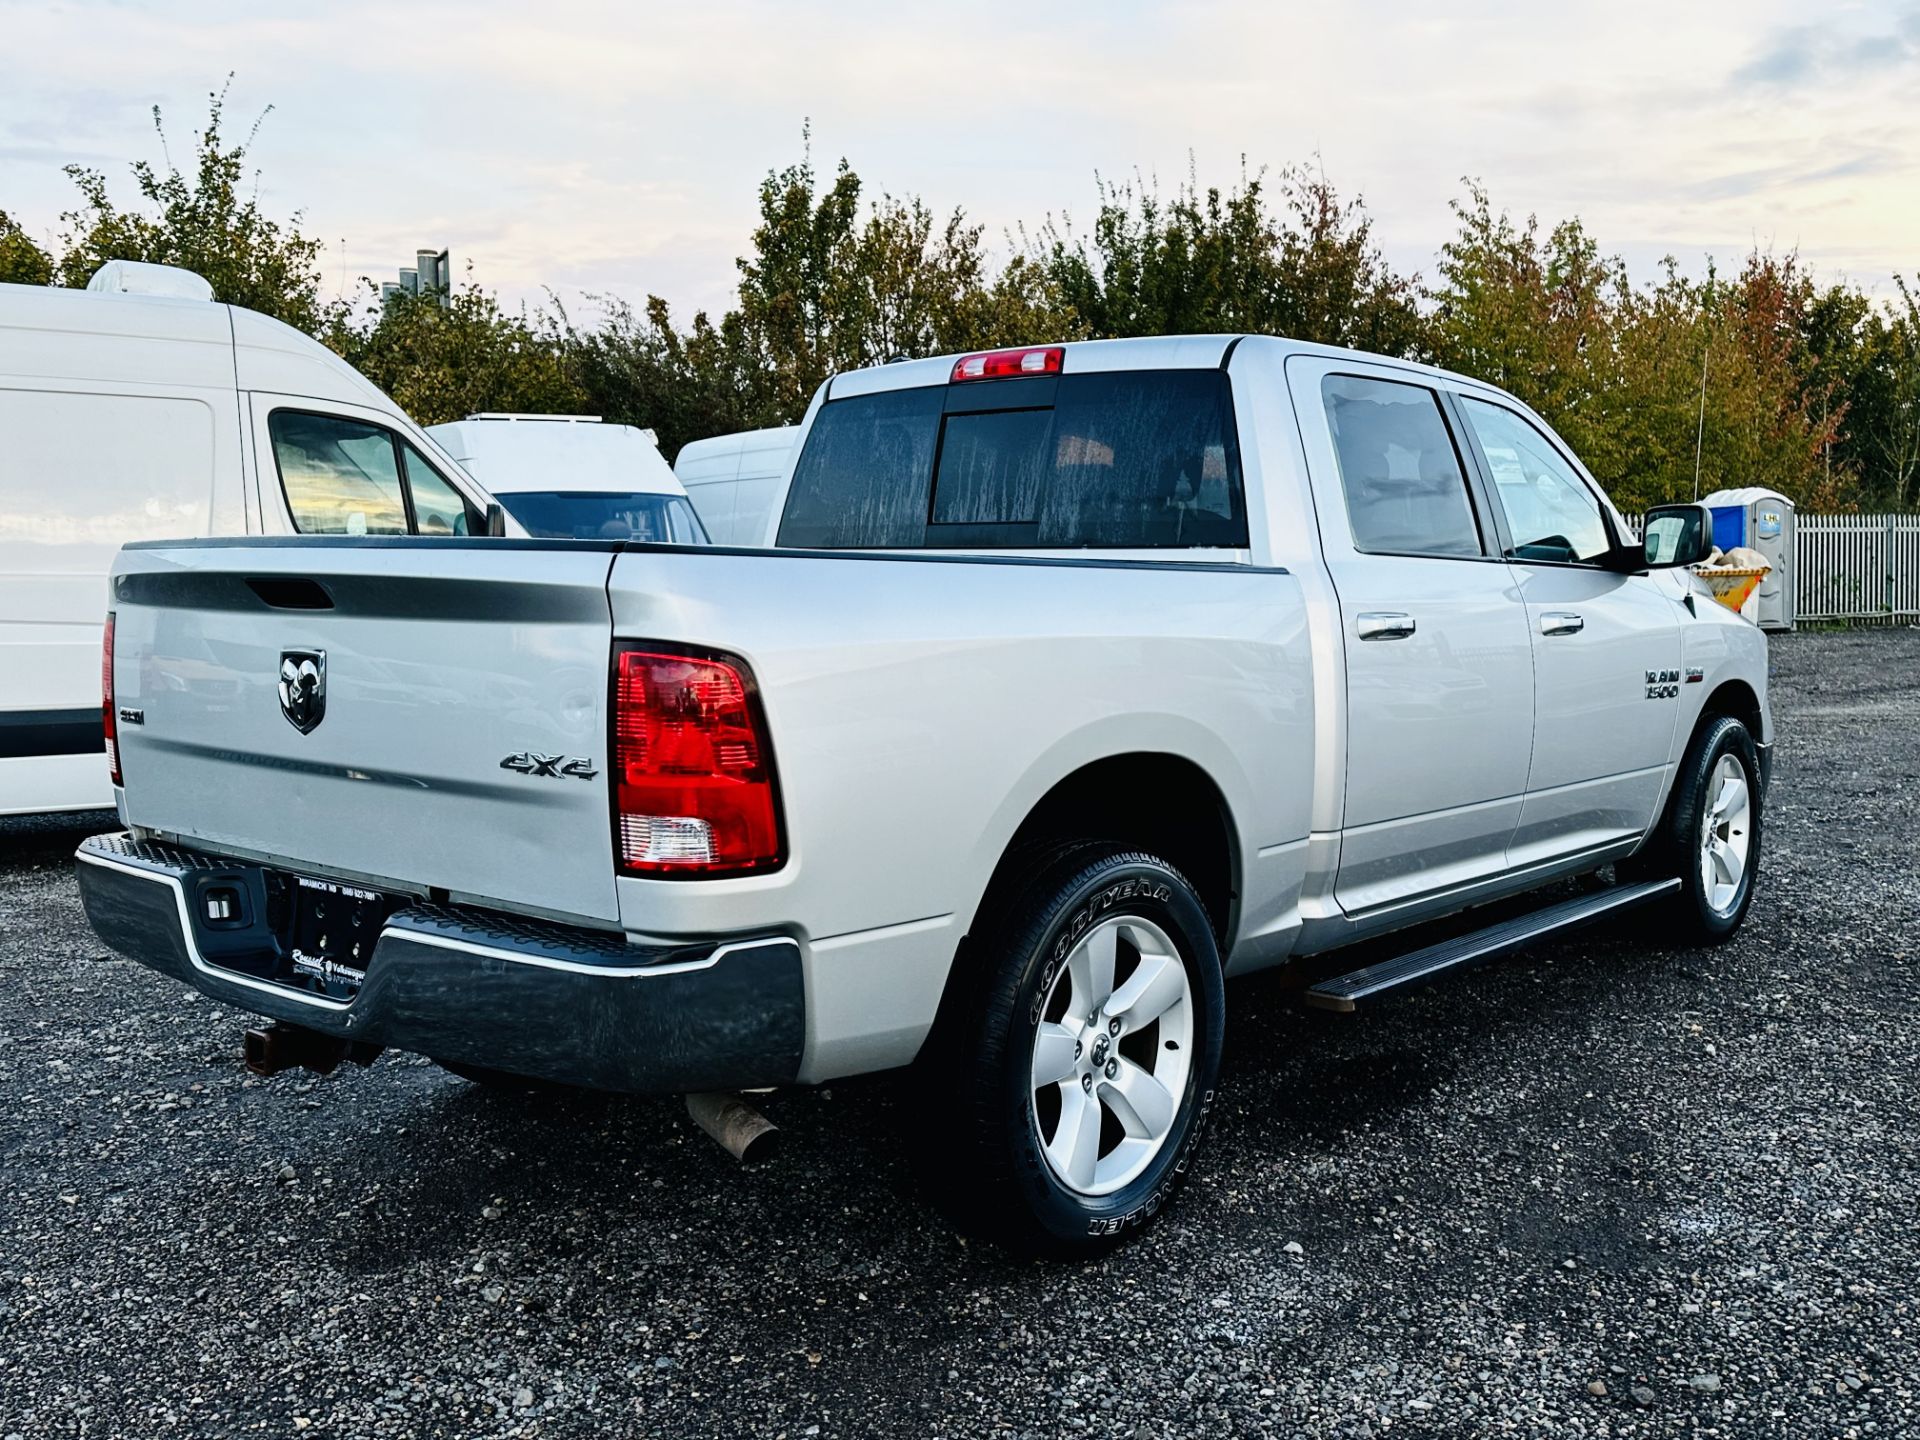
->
606, 547, 1316, 1078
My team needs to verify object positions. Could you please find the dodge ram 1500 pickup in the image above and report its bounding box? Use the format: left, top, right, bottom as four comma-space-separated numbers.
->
77, 335, 1768, 1253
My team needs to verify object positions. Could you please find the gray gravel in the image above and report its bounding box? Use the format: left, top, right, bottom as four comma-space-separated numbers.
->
3, 626, 1917, 1439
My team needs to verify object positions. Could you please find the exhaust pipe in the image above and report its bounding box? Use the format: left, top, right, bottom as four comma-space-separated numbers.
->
244, 1023, 381, 1078
685, 1091, 779, 1164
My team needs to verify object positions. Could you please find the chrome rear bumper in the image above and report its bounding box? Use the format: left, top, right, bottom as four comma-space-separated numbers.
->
75, 832, 804, 1093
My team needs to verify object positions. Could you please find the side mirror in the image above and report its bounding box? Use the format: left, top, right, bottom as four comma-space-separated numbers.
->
1640, 503, 1713, 569
485, 501, 508, 538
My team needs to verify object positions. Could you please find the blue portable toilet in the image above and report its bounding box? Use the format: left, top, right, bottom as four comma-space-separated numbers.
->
1700, 487, 1795, 630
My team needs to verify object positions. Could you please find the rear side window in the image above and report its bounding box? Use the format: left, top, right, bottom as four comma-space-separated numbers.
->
1321, 375, 1483, 559
775, 370, 1247, 550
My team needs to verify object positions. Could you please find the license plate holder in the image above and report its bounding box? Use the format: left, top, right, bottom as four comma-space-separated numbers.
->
280, 875, 396, 1001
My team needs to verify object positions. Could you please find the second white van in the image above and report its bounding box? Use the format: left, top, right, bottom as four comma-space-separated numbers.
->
425, 414, 708, 543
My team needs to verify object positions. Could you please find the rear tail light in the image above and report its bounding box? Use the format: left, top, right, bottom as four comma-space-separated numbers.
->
102, 612, 121, 787
951, 345, 1064, 382
611, 646, 784, 876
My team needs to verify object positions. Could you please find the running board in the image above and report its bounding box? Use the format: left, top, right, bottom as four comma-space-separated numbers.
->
1303, 878, 1681, 1013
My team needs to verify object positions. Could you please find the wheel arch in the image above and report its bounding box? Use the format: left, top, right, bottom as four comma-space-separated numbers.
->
1699, 677, 1763, 740
986, 751, 1241, 947
1634, 675, 1769, 866
921, 751, 1242, 1065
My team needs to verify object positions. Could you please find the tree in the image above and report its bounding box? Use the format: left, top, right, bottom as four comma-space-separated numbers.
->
1824, 278, 1920, 509
0, 208, 53, 286
335, 276, 586, 427
1427, 182, 1623, 460
726, 140, 1079, 425
1874, 278, 1920, 508
54, 84, 336, 333
1031, 162, 1423, 352
562, 295, 770, 459
1428, 184, 1844, 509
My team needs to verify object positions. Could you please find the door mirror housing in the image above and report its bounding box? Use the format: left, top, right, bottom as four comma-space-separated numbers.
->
1640, 503, 1714, 569
484, 501, 508, 538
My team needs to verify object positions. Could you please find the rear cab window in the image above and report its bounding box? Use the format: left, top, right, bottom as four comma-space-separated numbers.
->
776, 368, 1247, 550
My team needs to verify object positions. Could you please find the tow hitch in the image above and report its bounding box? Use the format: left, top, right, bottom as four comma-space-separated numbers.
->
244, 1022, 383, 1078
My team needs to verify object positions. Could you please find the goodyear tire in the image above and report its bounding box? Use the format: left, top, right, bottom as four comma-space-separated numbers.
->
936, 847, 1225, 1256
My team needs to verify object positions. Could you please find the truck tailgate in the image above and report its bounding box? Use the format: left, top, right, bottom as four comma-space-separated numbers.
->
110, 539, 623, 924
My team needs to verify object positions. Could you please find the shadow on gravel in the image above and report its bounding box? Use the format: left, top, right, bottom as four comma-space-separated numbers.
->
300, 900, 1723, 1290
314, 1063, 947, 1282
0, 808, 115, 866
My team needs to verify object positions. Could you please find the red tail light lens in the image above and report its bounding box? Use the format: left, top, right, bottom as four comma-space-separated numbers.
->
102, 612, 122, 786
611, 646, 783, 876
951, 345, 1064, 382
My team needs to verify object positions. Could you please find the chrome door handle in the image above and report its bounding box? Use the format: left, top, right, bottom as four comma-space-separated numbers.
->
1540, 612, 1585, 636
1356, 612, 1416, 641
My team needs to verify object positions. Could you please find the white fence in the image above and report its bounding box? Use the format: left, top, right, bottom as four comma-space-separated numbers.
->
1796, 514, 1920, 623
1620, 511, 1920, 625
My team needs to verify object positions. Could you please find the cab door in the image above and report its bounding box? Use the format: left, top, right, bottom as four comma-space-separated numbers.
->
1452, 394, 1682, 865
1288, 356, 1536, 915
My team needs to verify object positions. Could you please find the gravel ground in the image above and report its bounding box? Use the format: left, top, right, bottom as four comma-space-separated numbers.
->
2, 626, 1916, 1440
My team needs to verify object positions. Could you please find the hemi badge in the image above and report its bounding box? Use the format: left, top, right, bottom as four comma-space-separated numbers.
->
1685, 668, 1704, 685
117, 707, 145, 725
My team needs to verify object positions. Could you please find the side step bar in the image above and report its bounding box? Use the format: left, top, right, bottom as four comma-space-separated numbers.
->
1304, 877, 1681, 1013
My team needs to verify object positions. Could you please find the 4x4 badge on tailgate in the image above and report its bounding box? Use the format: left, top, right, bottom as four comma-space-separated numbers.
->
278, 650, 327, 734
500, 751, 599, 781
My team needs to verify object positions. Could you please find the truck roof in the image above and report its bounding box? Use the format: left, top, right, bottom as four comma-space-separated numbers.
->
824, 334, 1500, 403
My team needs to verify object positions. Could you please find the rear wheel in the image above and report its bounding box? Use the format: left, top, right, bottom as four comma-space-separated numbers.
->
933, 847, 1225, 1256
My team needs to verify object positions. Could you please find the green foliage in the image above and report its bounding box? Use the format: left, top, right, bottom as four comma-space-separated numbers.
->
54, 83, 334, 334
332, 277, 586, 427
13, 91, 1920, 510
561, 296, 769, 460
1429, 187, 1854, 509
0, 209, 53, 286
1032, 165, 1422, 354
729, 141, 1082, 423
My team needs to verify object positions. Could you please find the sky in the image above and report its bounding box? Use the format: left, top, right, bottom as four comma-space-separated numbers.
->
2, 0, 1917, 321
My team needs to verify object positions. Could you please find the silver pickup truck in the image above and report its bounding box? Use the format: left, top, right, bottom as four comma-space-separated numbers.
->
78, 335, 1768, 1253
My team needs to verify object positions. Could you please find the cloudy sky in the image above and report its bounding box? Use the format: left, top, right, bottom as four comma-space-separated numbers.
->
3, 0, 1915, 319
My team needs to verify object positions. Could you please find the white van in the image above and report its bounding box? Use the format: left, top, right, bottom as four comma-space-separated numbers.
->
426, 414, 708, 543
673, 425, 798, 545
0, 262, 492, 816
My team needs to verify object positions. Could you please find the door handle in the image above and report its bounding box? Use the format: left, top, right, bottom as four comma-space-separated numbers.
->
1539, 612, 1585, 636
1356, 612, 1416, 641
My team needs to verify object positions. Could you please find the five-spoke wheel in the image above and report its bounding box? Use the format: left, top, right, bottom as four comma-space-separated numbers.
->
1030, 916, 1194, 1196
1698, 751, 1752, 916
932, 846, 1224, 1255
